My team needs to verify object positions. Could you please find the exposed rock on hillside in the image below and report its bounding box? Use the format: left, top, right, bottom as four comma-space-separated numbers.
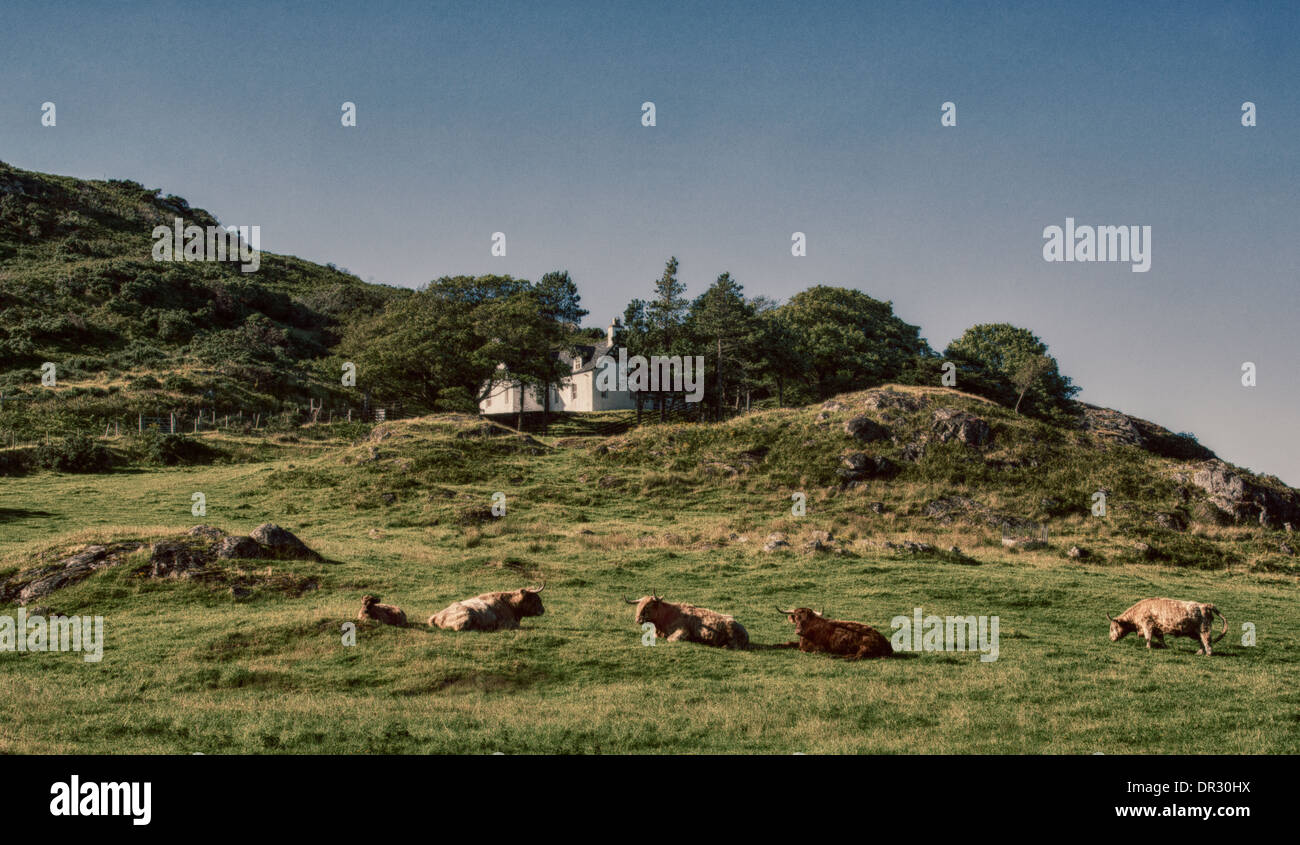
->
1190, 460, 1300, 528
931, 408, 992, 448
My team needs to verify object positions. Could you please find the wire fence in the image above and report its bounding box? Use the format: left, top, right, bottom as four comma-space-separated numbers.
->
0, 404, 412, 450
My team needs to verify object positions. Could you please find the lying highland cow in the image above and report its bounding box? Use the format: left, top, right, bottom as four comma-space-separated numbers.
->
778, 606, 893, 659
1107, 597, 1227, 655
358, 594, 407, 627
625, 594, 749, 649
429, 584, 545, 632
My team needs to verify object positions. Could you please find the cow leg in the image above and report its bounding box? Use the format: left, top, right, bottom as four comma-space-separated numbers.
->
1150, 630, 1166, 649
798, 639, 816, 653
1198, 629, 1212, 656
666, 626, 690, 642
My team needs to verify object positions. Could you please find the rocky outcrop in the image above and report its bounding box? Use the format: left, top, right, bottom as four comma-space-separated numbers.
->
931, 408, 992, 448
1081, 404, 1215, 460
1190, 461, 1300, 529
2, 544, 141, 605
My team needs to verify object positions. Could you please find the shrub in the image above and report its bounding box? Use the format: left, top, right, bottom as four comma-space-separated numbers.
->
34, 435, 112, 472
133, 430, 217, 466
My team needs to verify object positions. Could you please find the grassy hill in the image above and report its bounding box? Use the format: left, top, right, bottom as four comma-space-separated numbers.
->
0, 160, 404, 438
1, 386, 1296, 753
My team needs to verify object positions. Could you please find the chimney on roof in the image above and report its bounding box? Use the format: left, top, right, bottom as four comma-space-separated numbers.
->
607, 317, 621, 345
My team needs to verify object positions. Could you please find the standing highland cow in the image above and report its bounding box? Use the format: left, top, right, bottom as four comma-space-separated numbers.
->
429, 584, 545, 632
778, 607, 893, 659
1107, 597, 1227, 655
625, 594, 749, 649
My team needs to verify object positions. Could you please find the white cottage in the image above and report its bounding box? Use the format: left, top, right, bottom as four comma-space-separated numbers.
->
479, 319, 637, 415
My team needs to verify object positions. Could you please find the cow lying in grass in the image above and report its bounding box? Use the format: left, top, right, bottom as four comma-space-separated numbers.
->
430, 584, 545, 631
625, 594, 749, 649
358, 595, 407, 627
1107, 597, 1227, 655
778, 607, 893, 659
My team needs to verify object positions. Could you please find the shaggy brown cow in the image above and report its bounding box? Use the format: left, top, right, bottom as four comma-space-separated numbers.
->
778, 607, 893, 659
625, 594, 749, 649
358, 594, 407, 627
1107, 597, 1227, 655
429, 584, 545, 631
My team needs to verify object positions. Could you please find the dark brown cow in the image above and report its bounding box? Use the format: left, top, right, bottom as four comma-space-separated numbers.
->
778, 606, 893, 659
625, 594, 749, 649
429, 584, 545, 631
1107, 597, 1227, 655
358, 595, 407, 627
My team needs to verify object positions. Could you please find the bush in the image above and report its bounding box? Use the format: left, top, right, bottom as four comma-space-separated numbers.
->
34, 435, 112, 472
133, 430, 217, 466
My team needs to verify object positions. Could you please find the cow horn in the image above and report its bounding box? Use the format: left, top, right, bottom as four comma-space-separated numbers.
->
776, 606, 795, 615
529, 580, 545, 594
623, 596, 639, 605
1105, 613, 1113, 622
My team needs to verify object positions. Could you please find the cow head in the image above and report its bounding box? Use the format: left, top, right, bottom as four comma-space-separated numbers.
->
511, 584, 546, 618
1106, 613, 1132, 641
361, 594, 379, 608
777, 606, 821, 634
626, 593, 665, 625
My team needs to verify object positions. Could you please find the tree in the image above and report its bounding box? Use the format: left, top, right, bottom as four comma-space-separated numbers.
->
341, 274, 530, 413
776, 286, 931, 400
944, 323, 1079, 419
642, 257, 691, 419
532, 270, 588, 432
687, 272, 759, 418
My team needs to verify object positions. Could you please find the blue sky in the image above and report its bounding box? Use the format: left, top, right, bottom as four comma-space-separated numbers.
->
2, 0, 1297, 482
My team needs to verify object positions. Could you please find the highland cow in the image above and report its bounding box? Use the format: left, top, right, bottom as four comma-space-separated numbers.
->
429, 584, 545, 632
625, 594, 749, 649
778, 607, 893, 659
358, 594, 407, 627
1107, 597, 1227, 655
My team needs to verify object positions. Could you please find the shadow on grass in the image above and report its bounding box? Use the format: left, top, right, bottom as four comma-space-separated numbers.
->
0, 506, 55, 522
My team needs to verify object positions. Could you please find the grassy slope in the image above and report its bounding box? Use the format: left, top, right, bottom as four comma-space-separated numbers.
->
1, 390, 1296, 754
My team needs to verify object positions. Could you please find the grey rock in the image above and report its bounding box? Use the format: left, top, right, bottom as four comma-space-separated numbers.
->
931, 408, 992, 448
215, 535, 264, 560
844, 415, 889, 442
249, 523, 323, 561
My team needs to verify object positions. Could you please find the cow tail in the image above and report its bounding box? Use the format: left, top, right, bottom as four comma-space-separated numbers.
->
1211, 606, 1228, 644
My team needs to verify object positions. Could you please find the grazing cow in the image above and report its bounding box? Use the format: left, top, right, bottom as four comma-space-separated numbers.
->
429, 584, 545, 631
778, 606, 893, 659
624, 594, 749, 649
358, 594, 407, 627
1107, 597, 1227, 655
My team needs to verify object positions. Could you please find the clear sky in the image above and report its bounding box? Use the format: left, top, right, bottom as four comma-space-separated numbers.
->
2, 0, 1296, 483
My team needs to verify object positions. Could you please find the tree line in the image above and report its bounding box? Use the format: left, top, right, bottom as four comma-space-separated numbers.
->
344, 257, 1080, 425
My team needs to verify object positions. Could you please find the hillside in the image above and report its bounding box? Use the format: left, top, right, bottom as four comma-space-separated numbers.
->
0, 385, 1296, 753
0, 160, 404, 431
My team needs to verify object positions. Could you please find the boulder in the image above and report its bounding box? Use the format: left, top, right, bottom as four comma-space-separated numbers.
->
149, 540, 211, 578
805, 530, 835, 552
215, 535, 264, 560
838, 452, 896, 483
763, 533, 790, 552
249, 523, 323, 561
931, 408, 992, 448
843, 415, 889, 442
861, 389, 926, 413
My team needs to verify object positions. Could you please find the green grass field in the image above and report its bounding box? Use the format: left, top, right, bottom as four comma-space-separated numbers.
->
1, 400, 1297, 754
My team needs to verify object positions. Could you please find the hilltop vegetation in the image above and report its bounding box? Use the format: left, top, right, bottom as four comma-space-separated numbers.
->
0, 161, 403, 438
